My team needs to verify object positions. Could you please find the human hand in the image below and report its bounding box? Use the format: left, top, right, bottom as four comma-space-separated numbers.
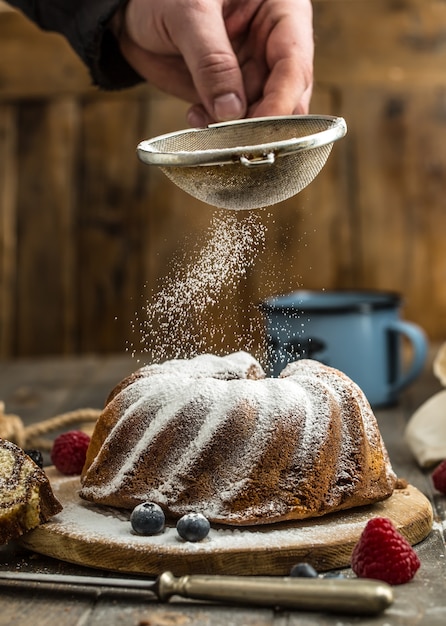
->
111, 0, 314, 126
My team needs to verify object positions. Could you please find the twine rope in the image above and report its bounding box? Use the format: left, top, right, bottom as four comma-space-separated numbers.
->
0, 401, 101, 451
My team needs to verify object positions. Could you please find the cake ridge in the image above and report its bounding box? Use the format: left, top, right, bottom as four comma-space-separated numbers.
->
151, 378, 313, 516
84, 377, 197, 499
80, 352, 397, 525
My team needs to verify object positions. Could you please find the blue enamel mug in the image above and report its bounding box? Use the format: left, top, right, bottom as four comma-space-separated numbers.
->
260, 290, 428, 407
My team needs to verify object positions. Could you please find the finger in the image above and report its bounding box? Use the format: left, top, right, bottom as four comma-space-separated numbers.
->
186, 103, 212, 128
250, 0, 314, 116
187, 71, 312, 130
295, 82, 313, 115
252, 57, 313, 117
240, 56, 268, 109
119, 36, 199, 103
172, 3, 247, 122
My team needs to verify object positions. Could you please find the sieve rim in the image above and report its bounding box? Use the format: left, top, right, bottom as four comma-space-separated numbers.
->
137, 115, 347, 168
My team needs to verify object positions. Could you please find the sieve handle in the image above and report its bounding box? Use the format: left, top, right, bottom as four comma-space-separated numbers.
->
240, 152, 275, 167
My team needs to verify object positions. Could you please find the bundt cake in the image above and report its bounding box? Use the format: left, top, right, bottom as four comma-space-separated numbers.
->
80, 352, 397, 526
0, 438, 62, 544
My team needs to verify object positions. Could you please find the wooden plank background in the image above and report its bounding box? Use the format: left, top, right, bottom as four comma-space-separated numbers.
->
0, 0, 446, 359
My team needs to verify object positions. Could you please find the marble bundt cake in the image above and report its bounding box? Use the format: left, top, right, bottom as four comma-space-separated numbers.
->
0, 438, 62, 544
80, 352, 397, 526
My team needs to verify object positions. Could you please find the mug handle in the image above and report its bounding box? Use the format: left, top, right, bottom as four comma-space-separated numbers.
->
387, 321, 428, 393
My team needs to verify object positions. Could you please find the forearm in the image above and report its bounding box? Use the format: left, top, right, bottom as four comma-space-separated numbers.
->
5, 0, 142, 89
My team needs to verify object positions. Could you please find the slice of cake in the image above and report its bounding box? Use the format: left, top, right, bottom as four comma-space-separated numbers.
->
80, 352, 397, 526
0, 438, 62, 544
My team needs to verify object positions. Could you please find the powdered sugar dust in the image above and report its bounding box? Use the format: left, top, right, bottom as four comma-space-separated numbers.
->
128, 210, 270, 364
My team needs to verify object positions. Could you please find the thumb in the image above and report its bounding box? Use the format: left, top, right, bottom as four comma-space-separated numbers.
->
174, 7, 246, 122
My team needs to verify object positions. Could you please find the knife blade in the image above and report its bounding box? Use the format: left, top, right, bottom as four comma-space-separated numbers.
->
0, 570, 393, 615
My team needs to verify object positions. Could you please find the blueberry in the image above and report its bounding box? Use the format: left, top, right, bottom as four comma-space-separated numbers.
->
289, 562, 318, 578
25, 449, 44, 469
176, 513, 210, 542
323, 571, 345, 579
130, 502, 165, 535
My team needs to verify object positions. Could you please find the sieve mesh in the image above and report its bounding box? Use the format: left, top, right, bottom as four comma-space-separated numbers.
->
137, 115, 347, 210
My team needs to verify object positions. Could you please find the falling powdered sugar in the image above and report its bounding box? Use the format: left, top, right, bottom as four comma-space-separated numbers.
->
130, 211, 266, 362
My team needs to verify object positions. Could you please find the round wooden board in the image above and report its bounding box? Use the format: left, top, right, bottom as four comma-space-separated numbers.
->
20, 469, 433, 576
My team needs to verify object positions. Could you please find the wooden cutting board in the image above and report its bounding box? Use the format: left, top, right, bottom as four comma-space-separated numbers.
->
20, 469, 433, 576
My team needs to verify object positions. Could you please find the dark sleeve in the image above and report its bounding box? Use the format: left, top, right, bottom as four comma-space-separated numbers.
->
6, 0, 143, 90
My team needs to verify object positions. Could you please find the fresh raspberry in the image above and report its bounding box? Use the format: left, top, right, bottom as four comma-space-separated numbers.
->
51, 430, 91, 475
351, 517, 420, 585
432, 459, 446, 494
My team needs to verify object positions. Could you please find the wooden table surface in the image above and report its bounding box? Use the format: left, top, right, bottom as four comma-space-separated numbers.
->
0, 350, 445, 625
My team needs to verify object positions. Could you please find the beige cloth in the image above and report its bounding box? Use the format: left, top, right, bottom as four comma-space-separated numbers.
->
404, 389, 446, 468
405, 342, 446, 468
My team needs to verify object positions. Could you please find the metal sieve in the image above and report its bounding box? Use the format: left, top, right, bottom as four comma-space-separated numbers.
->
137, 115, 347, 210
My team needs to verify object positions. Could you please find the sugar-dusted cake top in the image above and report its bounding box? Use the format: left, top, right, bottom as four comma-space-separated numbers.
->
81, 352, 396, 526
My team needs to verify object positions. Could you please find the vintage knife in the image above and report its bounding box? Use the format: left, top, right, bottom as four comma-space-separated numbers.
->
0, 570, 393, 615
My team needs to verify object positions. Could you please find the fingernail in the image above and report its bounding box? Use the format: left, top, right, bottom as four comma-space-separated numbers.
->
187, 109, 207, 128
214, 93, 244, 121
